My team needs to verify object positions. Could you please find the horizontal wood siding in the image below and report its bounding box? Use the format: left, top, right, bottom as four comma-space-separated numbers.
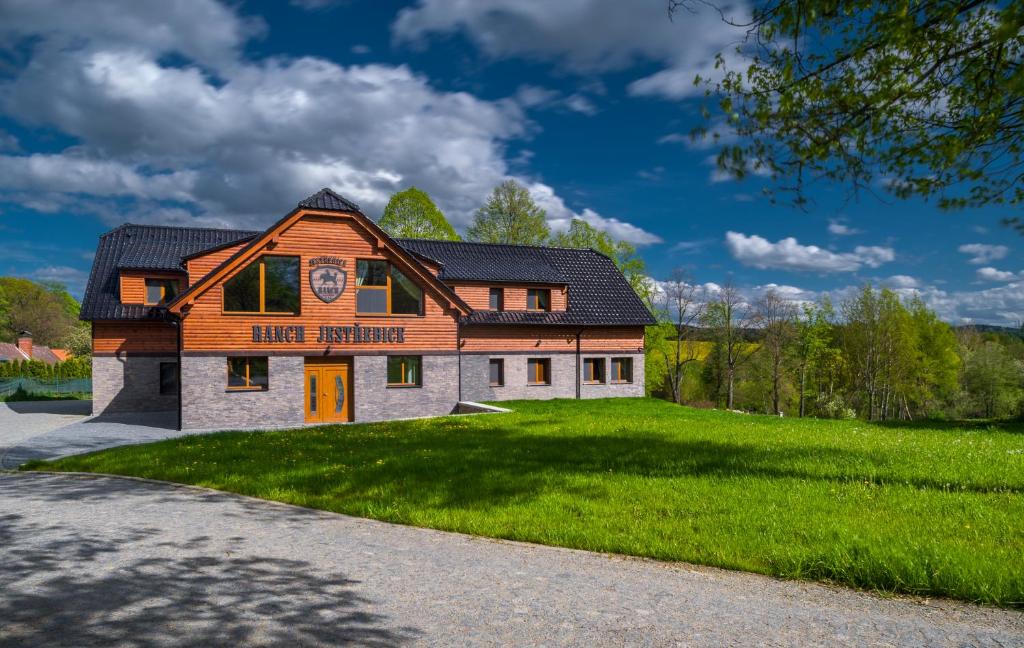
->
93, 321, 178, 354
119, 271, 184, 305
459, 326, 644, 353
181, 215, 459, 352
450, 283, 567, 312
186, 242, 249, 285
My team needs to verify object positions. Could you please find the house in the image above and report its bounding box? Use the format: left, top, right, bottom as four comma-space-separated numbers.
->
80, 188, 654, 430
0, 331, 69, 365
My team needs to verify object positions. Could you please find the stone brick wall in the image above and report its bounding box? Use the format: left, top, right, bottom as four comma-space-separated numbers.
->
579, 353, 645, 399
92, 354, 177, 416
180, 355, 304, 431
460, 352, 645, 402
353, 354, 460, 422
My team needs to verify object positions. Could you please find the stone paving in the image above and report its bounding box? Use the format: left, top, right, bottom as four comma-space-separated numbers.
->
0, 401, 182, 469
2, 471, 1021, 647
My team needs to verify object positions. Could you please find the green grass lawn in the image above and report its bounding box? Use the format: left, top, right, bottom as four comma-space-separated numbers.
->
25, 398, 1024, 607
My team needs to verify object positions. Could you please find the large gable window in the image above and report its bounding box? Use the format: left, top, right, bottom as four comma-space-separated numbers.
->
223, 255, 300, 314
356, 259, 423, 316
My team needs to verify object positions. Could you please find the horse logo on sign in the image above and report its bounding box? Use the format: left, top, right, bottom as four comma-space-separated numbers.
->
309, 266, 347, 303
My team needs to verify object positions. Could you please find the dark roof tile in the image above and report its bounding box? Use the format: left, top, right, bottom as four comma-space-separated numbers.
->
397, 239, 655, 326
297, 188, 361, 212
82, 224, 259, 321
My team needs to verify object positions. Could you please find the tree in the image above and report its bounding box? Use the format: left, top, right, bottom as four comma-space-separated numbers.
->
0, 277, 78, 346
676, 1, 1024, 217
467, 180, 550, 245
962, 341, 1022, 417
905, 296, 961, 416
653, 269, 706, 404
703, 283, 760, 409
378, 187, 460, 241
755, 289, 798, 414
793, 298, 834, 417
550, 218, 653, 305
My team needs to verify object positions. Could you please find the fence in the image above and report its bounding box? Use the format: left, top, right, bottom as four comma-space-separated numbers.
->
0, 377, 92, 398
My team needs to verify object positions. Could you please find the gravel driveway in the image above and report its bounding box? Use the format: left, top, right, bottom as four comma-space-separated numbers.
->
0, 401, 183, 469
1, 471, 1020, 647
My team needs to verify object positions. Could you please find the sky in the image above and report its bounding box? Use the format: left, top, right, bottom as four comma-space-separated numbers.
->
0, 0, 1021, 326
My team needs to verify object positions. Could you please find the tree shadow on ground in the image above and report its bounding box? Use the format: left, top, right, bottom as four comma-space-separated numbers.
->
38, 416, 1019, 519
0, 479, 418, 647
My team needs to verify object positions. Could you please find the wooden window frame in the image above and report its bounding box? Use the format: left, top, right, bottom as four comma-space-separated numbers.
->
488, 287, 504, 311
527, 358, 551, 386
488, 358, 504, 387
610, 357, 633, 384
387, 355, 422, 388
226, 356, 269, 392
583, 357, 606, 384
527, 288, 551, 312
222, 255, 301, 316
355, 259, 424, 318
144, 278, 180, 306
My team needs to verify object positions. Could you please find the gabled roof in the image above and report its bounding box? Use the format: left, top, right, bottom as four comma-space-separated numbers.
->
166, 189, 471, 316
395, 239, 566, 284
82, 224, 259, 321
0, 343, 65, 364
298, 187, 361, 212
0, 343, 28, 362
397, 240, 655, 326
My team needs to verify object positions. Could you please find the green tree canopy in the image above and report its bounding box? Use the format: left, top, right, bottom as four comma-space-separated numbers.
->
550, 218, 654, 305
0, 277, 79, 347
467, 180, 550, 245
680, 0, 1024, 216
378, 187, 460, 241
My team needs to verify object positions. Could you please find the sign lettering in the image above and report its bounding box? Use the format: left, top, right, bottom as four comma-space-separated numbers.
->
251, 324, 405, 344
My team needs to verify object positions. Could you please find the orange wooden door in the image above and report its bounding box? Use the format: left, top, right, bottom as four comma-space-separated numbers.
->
322, 365, 351, 423
305, 363, 352, 424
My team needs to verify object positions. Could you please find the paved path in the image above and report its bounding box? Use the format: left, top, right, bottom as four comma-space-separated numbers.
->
0, 401, 182, 469
1, 472, 1020, 647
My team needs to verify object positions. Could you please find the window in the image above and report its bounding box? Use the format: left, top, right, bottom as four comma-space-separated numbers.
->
145, 279, 179, 306
227, 357, 268, 391
223, 256, 300, 314
527, 288, 551, 311
387, 356, 421, 387
159, 362, 178, 395
356, 259, 424, 315
489, 287, 504, 311
488, 359, 504, 386
611, 357, 633, 383
583, 358, 605, 384
527, 358, 550, 385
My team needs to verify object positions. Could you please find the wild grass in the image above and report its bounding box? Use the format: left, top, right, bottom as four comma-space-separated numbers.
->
27, 398, 1024, 607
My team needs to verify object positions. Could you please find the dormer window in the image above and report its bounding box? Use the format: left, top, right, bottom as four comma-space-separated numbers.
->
527, 288, 551, 312
489, 287, 504, 311
145, 279, 179, 306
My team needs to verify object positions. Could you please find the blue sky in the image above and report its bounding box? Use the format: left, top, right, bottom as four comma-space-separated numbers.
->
0, 0, 1020, 324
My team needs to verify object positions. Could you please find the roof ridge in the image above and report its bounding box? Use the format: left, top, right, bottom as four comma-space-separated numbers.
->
396, 238, 600, 253
110, 223, 261, 235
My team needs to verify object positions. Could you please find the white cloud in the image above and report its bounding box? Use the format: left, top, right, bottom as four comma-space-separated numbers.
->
725, 232, 895, 273
530, 182, 662, 246
351, 44, 371, 55
882, 275, 920, 289
958, 243, 1009, 265
0, 0, 653, 241
392, 0, 750, 100
670, 239, 713, 254
827, 219, 860, 236
976, 267, 1022, 282
658, 121, 738, 150
513, 85, 598, 116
